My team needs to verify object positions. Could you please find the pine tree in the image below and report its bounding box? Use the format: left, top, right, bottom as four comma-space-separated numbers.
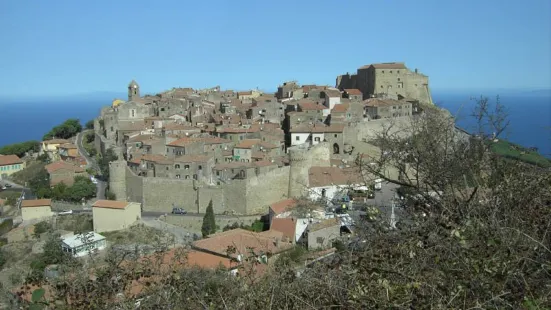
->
201, 200, 216, 237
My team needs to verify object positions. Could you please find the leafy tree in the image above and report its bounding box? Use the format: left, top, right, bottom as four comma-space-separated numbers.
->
28, 167, 51, 199
84, 119, 94, 130
98, 148, 118, 180
105, 190, 116, 200
42, 118, 82, 140
0, 140, 39, 157
50, 182, 68, 201
0, 248, 7, 270
201, 200, 216, 237
64, 176, 96, 202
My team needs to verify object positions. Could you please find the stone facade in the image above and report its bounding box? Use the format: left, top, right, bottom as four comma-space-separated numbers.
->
336, 62, 433, 104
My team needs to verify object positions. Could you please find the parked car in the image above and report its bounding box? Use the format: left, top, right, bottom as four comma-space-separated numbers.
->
58, 210, 73, 216
171, 207, 187, 215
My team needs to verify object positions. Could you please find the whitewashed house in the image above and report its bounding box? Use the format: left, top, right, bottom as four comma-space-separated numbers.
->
61, 232, 107, 258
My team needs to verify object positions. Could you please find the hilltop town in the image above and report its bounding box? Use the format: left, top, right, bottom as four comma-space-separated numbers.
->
94, 61, 431, 216
1, 62, 548, 308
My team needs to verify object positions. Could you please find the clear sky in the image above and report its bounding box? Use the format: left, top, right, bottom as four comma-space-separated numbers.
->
1, 0, 550, 97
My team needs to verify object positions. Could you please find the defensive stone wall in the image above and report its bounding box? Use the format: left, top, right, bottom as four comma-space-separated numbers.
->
344, 116, 413, 145
115, 162, 292, 215
245, 166, 291, 214
163, 214, 259, 234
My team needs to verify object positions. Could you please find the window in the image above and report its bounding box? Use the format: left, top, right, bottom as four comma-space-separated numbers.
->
314, 137, 320, 142
316, 237, 324, 244
382, 70, 385, 73
397, 78, 400, 81
176, 175, 180, 179
334, 134, 337, 138
131, 110, 135, 117
198, 165, 202, 170
216, 171, 220, 176
390, 70, 393, 73
175, 164, 180, 169
397, 70, 400, 74
185, 175, 189, 179
295, 136, 300, 141
380, 85, 383, 88
166, 167, 169, 170
193, 174, 198, 180
184, 165, 190, 169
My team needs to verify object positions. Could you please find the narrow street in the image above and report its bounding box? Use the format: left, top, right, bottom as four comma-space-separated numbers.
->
76, 130, 106, 199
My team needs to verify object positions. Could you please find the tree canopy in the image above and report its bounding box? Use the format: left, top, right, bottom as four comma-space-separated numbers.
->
42, 119, 82, 140
0, 140, 39, 157
98, 148, 118, 180
201, 200, 216, 237
84, 120, 94, 130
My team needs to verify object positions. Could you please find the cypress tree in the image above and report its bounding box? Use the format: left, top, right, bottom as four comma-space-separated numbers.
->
201, 200, 216, 237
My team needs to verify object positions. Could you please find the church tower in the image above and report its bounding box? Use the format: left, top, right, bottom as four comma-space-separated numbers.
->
128, 80, 140, 101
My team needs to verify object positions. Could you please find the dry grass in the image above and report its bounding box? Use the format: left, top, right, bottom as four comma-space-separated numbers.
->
101, 224, 170, 246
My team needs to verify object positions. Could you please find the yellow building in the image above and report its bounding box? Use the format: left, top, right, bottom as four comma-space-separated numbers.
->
21, 199, 54, 221
112, 99, 125, 108
41, 139, 71, 160
0, 154, 26, 179
92, 200, 142, 233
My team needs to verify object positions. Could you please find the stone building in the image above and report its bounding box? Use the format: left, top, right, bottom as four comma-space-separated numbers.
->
364, 98, 413, 119
342, 89, 363, 101
45, 161, 87, 186
336, 62, 433, 104
306, 218, 340, 250
277, 81, 299, 99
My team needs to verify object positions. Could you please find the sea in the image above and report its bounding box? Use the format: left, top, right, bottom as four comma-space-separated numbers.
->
0, 90, 550, 157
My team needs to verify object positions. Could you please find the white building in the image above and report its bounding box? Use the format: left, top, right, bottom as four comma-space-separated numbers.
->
307, 166, 367, 204
61, 232, 107, 257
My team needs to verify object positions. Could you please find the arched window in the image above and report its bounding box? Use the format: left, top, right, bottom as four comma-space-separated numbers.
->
175, 164, 180, 169
333, 143, 340, 154
198, 165, 202, 170
176, 175, 180, 179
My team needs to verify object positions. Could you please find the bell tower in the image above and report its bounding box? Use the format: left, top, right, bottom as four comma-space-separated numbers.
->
128, 80, 140, 101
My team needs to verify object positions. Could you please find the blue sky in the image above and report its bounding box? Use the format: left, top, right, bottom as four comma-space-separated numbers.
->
0, 0, 550, 97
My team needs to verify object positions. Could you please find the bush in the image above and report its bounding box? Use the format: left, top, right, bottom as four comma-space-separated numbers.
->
33, 221, 53, 237
0, 218, 14, 235
0, 140, 40, 157
43, 118, 82, 140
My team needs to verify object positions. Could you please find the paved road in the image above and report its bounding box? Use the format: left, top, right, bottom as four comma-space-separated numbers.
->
76, 130, 106, 199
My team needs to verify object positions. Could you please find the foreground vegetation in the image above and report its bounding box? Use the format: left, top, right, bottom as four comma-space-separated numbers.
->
1, 98, 550, 309
0, 141, 40, 157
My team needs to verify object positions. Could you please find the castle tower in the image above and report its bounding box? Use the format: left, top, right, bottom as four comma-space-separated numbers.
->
108, 160, 127, 201
128, 80, 140, 101
288, 142, 331, 198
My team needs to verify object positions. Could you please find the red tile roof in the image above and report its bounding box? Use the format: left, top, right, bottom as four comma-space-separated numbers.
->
45, 161, 85, 174
21, 199, 52, 208
92, 200, 129, 209
270, 218, 296, 242
344, 88, 362, 96
269, 199, 298, 215
0, 154, 23, 166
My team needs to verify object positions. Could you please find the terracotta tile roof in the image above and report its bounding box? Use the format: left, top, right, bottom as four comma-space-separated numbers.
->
359, 62, 407, 70
270, 218, 296, 242
364, 98, 403, 107
45, 161, 85, 173
192, 228, 293, 258
235, 139, 261, 149
323, 89, 342, 98
298, 100, 325, 111
174, 154, 211, 163
269, 198, 298, 215
308, 166, 362, 187
42, 139, 70, 145
0, 154, 23, 166
92, 200, 129, 209
309, 218, 340, 232
237, 91, 253, 96
57, 143, 77, 149
344, 88, 362, 96
128, 155, 143, 165
331, 103, 350, 113
167, 136, 231, 147
289, 124, 345, 134
301, 85, 319, 92
21, 199, 52, 208
141, 154, 173, 165
163, 123, 198, 131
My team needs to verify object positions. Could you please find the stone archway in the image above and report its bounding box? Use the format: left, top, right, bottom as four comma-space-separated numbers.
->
333, 143, 340, 154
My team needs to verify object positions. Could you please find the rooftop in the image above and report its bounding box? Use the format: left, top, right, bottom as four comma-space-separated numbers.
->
92, 200, 130, 210
61, 232, 106, 248
0, 154, 23, 166
21, 199, 52, 208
